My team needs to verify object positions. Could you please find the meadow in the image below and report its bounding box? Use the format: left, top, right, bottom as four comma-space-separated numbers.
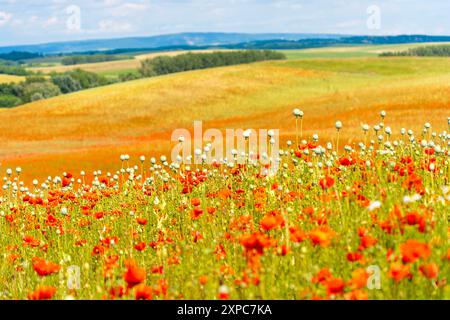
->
0, 109, 448, 300
1, 57, 449, 180
280, 42, 450, 59
0, 74, 25, 84
0, 55, 448, 300
25, 43, 445, 78
28, 50, 235, 79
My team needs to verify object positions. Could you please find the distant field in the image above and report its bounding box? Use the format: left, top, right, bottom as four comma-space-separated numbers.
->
28, 49, 235, 76
0, 74, 25, 83
25, 43, 450, 78
2, 57, 449, 180
281, 42, 450, 59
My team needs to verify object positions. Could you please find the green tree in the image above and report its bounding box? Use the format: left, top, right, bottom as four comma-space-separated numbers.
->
20, 81, 61, 102
0, 94, 22, 108
51, 74, 82, 93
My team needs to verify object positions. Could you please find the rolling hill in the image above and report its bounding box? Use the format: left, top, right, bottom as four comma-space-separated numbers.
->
0, 32, 341, 54
1, 57, 449, 181
28, 43, 450, 78
28, 50, 235, 75
0, 74, 25, 84
4, 33, 450, 57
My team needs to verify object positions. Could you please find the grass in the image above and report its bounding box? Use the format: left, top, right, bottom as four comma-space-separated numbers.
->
98, 68, 140, 78
27, 50, 235, 77
0, 74, 25, 84
0, 55, 449, 301
0, 113, 448, 300
1, 57, 449, 181
281, 42, 450, 59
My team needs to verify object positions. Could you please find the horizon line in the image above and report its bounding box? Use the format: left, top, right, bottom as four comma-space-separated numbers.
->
2, 32, 450, 50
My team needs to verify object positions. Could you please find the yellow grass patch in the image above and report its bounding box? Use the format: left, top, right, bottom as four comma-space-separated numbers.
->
0, 74, 25, 84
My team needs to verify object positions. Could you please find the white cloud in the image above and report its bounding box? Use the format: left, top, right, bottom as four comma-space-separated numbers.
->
43, 16, 59, 28
110, 2, 150, 17
98, 19, 133, 33
272, 0, 303, 10
102, 0, 123, 8
0, 11, 12, 27
10, 19, 23, 27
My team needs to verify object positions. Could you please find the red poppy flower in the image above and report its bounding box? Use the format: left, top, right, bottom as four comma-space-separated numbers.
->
134, 242, 146, 251
62, 177, 71, 188
400, 240, 431, 263
424, 148, 435, 155
109, 286, 126, 299
191, 207, 203, 220
348, 268, 369, 290
347, 252, 363, 262
388, 263, 412, 282
312, 268, 332, 284
344, 289, 369, 300
309, 226, 336, 247
28, 286, 56, 300
359, 235, 377, 250
339, 157, 355, 166
135, 284, 153, 300
319, 176, 335, 190
151, 265, 163, 274
33, 258, 60, 276
123, 259, 146, 287
325, 277, 345, 295
136, 217, 148, 225
95, 211, 105, 219
191, 198, 201, 206
405, 212, 421, 225
289, 226, 306, 243
419, 263, 439, 279
239, 232, 272, 255
260, 215, 278, 231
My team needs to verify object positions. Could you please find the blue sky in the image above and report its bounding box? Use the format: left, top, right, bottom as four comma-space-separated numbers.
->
0, 0, 449, 46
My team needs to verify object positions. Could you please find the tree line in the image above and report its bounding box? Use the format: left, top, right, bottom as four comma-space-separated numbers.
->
0, 61, 29, 76
61, 54, 130, 65
139, 50, 286, 77
0, 50, 286, 108
0, 70, 111, 108
380, 45, 450, 57
0, 51, 42, 62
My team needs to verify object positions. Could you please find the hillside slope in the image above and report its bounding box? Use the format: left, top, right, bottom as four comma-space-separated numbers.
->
28, 49, 234, 75
0, 74, 25, 84
1, 57, 449, 180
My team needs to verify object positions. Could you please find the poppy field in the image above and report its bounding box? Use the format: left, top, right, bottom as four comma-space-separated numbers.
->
0, 110, 448, 300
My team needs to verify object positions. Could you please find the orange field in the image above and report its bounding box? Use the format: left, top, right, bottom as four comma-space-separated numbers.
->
1, 57, 449, 182
0, 57, 449, 301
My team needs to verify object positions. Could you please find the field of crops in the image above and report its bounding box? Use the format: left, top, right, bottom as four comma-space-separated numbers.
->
0, 109, 448, 300
26, 43, 450, 78
0, 74, 25, 84
0, 56, 449, 300
2, 57, 450, 181
280, 42, 450, 59
28, 50, 235, 77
